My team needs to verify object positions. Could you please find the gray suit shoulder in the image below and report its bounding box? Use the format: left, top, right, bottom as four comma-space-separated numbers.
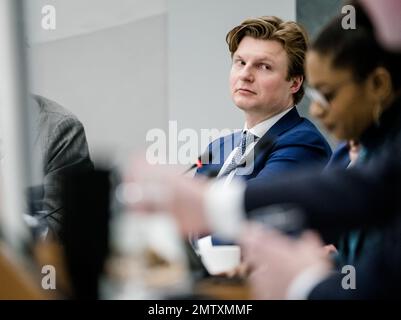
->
33, 94, 81, 125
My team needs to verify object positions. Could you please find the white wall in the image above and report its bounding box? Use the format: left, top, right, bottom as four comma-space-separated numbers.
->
25, 0, 166, 43
27, 0, 297, 167
28, 3, 167, 168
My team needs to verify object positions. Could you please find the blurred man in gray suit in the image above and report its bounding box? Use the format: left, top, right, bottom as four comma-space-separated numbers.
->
30, 94, 94, 238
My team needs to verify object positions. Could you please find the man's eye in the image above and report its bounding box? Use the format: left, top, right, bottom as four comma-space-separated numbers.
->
260, 64, 271, 70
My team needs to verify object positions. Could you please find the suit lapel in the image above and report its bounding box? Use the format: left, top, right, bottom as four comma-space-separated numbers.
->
236, 107, 302, 179
216, 130, 241, 168
197, 131, 240, 177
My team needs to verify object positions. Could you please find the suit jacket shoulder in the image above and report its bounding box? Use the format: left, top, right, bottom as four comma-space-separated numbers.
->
32, 95, 93, 174
325, 142, 350, 170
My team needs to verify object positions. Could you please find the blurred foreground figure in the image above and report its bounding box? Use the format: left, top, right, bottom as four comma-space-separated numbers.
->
239, 225, 333, 300
360, 0, 401, 50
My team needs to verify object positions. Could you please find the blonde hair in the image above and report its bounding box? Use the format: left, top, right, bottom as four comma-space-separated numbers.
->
226, 16, 308, 104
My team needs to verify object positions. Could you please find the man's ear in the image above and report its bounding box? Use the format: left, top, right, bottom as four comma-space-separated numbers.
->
290, 75, 303, 94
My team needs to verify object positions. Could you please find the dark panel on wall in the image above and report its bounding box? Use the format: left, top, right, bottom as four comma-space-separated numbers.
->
297, 0, 342, 39
296, 0, 342, 147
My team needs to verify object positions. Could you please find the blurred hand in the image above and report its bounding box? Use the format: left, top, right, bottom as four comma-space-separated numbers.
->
222, 262, 250, 279
124, 156, 211, 235
240, 224, 333, 300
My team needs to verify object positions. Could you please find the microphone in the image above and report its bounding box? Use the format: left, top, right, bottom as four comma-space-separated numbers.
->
182, 148, 213, 175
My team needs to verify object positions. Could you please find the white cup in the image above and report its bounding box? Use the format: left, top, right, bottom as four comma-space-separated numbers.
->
200, 245, 241, 275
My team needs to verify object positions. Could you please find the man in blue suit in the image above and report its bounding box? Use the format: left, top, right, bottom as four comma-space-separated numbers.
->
194, 17, 331, 250
196, 16, 331, 183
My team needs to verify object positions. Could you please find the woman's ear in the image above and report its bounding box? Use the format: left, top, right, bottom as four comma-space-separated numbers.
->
367, 67, 392, 102
290, 75, 303, 94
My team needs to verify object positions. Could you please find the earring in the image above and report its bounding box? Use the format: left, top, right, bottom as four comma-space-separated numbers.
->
373, 103, 382, 125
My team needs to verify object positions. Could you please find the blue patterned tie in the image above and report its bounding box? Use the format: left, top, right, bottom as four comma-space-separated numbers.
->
220, 130, 256, 177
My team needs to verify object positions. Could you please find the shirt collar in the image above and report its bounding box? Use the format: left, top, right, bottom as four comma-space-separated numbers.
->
243, 106, 294, 138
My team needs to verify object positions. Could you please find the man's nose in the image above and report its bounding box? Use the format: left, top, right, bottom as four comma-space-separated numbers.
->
239, 65, 254, 82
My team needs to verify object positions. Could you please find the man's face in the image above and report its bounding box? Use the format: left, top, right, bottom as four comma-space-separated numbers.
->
229, 36, 298, 120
